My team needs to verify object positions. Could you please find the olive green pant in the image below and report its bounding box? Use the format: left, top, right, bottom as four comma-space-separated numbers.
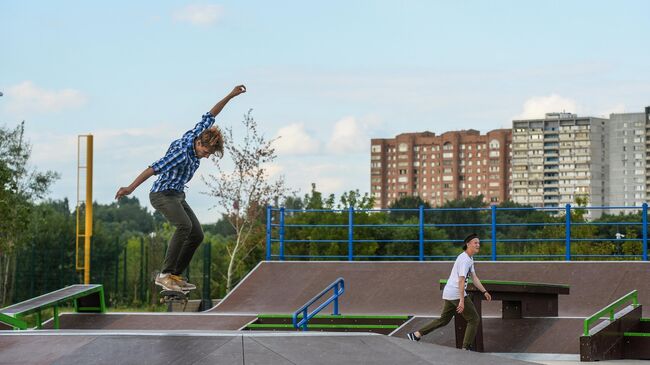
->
417, 297, 480, 349
150, 191, 204, 275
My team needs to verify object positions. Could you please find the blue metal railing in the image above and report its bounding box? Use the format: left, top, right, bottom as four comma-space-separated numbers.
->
292, 278, 345, 331
266, 203, 650, 262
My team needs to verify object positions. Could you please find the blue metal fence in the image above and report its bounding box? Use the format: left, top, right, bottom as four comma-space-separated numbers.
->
266, 204, 649, 261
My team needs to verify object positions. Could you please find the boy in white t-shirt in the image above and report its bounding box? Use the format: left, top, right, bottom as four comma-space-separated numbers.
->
407, 233, 492, 350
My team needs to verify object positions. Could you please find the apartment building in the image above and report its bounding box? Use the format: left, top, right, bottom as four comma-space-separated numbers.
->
607, 111, 647, 210
511, 113, 607, 216
646, 107, 650, 201
370, 129, 511, 209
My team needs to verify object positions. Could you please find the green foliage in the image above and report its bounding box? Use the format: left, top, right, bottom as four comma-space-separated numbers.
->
0, 122, 59, 253
0, 122, 59, 305
387, 196, 430, 223
96, 196, 155, 236
13, 200, 76, 302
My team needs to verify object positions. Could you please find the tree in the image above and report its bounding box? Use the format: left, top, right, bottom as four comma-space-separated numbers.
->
14, 199, 75, 302
387, 196, 431, 222
203, 110, 291, 292
0, 122, 58, 305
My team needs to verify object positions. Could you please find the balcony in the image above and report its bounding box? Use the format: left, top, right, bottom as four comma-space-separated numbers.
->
544, 142, 560, 150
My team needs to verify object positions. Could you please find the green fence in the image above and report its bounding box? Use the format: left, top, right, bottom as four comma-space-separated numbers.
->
10, 238, 250, 309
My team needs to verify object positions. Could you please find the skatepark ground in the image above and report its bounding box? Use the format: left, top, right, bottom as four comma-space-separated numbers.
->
1, 261, 649, 364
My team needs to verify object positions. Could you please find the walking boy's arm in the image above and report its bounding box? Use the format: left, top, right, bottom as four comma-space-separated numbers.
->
209, 85, 246, 117
115, 167, 155, 199
456, 276, 465, 313
471, 273, 492, 301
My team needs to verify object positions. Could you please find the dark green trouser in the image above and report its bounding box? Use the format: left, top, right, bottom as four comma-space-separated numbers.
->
150, 191, 204, 275
417, 297, 480, 349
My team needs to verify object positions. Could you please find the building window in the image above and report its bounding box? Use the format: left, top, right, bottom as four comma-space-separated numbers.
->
371, 145, 382, 153
398, 143, 409, 152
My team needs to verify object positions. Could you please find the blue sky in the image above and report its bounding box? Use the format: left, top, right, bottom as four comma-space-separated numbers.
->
2, 1, 649, 223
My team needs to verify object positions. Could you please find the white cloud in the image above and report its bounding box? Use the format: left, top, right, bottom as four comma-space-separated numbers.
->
262, 163, 284, 179
30, 134, 77, 164
4, 81, 87, 114
275, 158, 367, 199
514, 94, 578, 120
273, 123, 320, 155
312, 176, 345, 193
326, 116, 372, 154
172, 4, 223, 26
28, 125, 178, 170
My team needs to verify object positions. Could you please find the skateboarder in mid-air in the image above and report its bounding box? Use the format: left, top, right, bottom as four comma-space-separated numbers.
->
115, 85, 246, 293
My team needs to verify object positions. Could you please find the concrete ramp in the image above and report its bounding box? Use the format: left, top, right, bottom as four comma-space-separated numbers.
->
0, 331, 535, 365
397, 316, 585, 354
42, 313, 255, 331
209, 261, 650, 316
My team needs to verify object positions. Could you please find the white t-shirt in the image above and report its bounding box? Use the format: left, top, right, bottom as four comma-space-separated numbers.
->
442, 251, 475, 300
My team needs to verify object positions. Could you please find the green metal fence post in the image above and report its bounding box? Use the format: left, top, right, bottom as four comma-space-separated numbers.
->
140, 236, 144, 303
200, 242, 212, 311
122, 246, 127, 303
53, 306, 59, 329
114, 238, 119, 303
145, 241, 149, 304
30, 243, 35, 299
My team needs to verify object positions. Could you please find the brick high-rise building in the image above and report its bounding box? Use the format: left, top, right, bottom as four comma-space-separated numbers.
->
370, 129, 512, 209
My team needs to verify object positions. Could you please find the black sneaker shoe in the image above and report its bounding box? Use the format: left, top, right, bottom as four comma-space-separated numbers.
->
407, 332, 420, 342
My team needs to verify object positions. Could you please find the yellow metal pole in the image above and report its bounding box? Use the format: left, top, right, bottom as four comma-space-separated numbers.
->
84, 135, 93, 284
76, 136, 82, 271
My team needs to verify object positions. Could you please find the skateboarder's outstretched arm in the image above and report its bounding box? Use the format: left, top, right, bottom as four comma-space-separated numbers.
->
209, 85, 246, 117
115, 167, 155, 199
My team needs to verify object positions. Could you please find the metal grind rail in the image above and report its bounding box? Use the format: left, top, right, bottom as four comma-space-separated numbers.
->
293, 277, 345, 331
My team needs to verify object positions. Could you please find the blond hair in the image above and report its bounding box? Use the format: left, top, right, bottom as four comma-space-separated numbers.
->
197, 126, 224, 158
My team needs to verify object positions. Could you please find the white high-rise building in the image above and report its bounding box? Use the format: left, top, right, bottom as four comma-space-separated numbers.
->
607, 111, 647, 211
511, 113, 607, 217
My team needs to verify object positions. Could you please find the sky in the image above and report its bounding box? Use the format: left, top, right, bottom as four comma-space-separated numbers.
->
2, 1, 650, 223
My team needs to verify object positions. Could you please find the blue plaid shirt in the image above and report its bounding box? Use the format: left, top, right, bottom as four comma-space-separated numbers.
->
150, 113, 215, 192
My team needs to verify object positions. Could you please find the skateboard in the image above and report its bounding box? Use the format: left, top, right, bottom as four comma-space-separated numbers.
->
159, 289, 190, 311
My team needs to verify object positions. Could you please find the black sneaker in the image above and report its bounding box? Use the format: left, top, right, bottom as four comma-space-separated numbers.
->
407, 332, 420, 342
